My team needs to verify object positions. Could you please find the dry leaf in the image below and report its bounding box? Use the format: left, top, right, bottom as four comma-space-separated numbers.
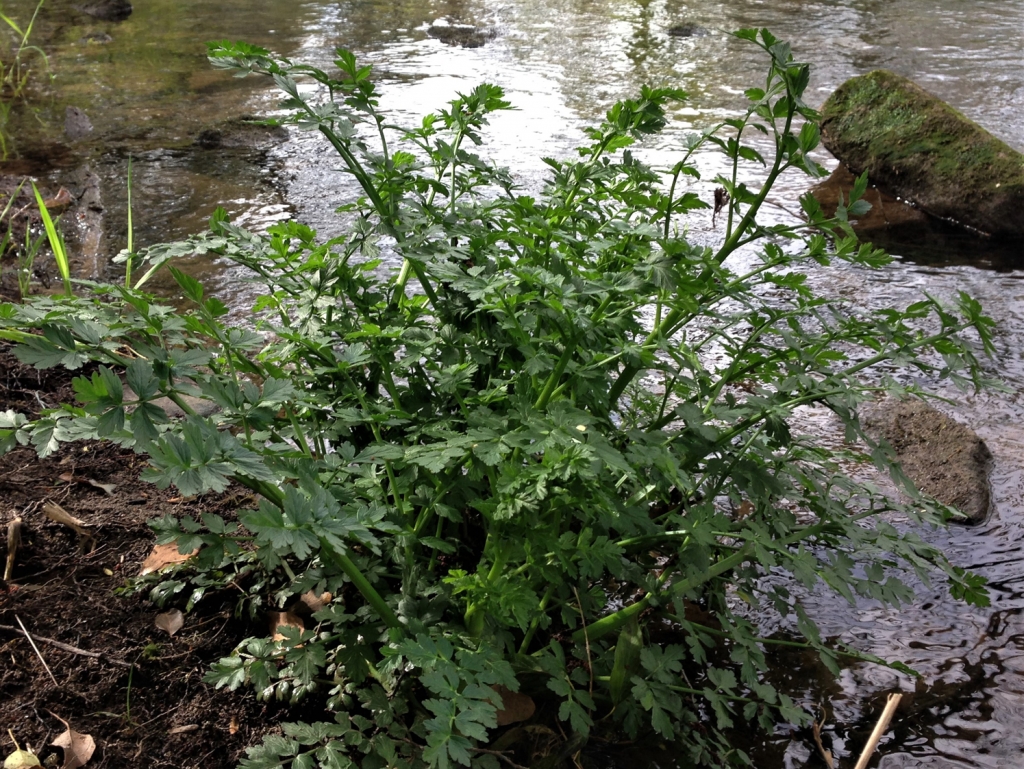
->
268, 611, 304, 641
492, 684, 536, 726
85, 479, 116, 496
51, 728, 95, 769
4, 731, 41, 769
41, 503, 90, 536
57, 474, 114, 496
3, 750, 42, 769
167, 725, 198, 735
296, 590, 332, 615
228, 715, 239, 735
154, 609, 185, 637
41, 503, 96, 553
139, 543, 197, 576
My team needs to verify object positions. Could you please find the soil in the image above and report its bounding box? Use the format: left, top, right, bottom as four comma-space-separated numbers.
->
0, 342, 282, 768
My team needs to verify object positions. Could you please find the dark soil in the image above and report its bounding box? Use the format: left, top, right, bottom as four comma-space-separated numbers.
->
0, 342, 281, 768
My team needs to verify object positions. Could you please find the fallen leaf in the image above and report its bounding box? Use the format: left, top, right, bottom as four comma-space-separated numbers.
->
154, 609, 184, 637
58, 474, 116, 497
296, 590, 332, 615
139, 543, 198, 576
86, 480, 116, 496
3, 749, 42, 769
41, 503, 90, 536
41, 503, 96, 554
491, 684, 536, 726
4, 731, 40, 769
268, 611, 304, 641
51, 728, 95, 769
167, 725, 198, 735
228, 715, 239, 735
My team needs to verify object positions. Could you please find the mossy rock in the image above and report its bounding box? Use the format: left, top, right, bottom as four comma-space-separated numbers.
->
820, 70, 1024, 239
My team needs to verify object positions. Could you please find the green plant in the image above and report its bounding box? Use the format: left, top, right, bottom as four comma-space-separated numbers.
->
0, 0, 49, 159
0, 0, 47, 97
31, 182, 71, 296
0, 178, 22, 258
0, 29, 994, 769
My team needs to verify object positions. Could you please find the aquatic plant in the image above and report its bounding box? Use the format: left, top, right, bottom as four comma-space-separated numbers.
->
0, 0, 49, 158
0, 29, 993, 768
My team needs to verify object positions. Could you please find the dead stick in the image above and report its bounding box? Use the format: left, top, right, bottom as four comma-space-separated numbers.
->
14, 614, 59, 687
853, 692, 903, 769
0, 622, 132, 668
4, 518, 21, 582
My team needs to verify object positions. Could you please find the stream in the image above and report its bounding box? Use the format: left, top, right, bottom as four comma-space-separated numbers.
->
5, 0, 1024, 766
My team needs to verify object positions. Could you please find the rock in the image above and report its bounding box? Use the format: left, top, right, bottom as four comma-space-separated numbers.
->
861, 398, 992, 524
810, 163, 930, 231
58, 165, 104, 280
819, 70, 1024, 239
79, 32, 114, 45
667, 24, 709, 38
64, 106, 93, 141
73, 0, 132, 20
195, 118, 288, 151
427, 22, 495, 49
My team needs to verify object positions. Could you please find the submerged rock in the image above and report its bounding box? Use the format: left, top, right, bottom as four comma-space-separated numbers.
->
64, 106, 93, 141
820, 70, 1024, 239
861, 398, 992, 524
427, 22, 495, 49
667, 24, 709, 38
195, 117, 288, 152
73, 0, 132, 21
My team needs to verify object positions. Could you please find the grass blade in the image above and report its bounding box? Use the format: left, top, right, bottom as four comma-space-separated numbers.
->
31, 182, 73, 296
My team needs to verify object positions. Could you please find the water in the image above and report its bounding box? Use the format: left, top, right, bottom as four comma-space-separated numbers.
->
6, 0, 1024, 765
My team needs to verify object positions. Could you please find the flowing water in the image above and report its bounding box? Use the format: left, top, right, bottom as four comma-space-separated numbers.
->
6, 0, 1024, 765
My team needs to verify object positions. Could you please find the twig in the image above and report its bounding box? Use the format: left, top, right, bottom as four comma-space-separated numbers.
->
571, 586, 594, 698
853, 692, 903, 769
0, 622, 132, 668
4, 518, 21, 582
469, 747, 528, 769
811, 704, 834, 769
14, 614, 59, 686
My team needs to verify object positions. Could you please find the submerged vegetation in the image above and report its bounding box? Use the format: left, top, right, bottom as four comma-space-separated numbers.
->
0, 0, 49, 158
0, 29, 994, 768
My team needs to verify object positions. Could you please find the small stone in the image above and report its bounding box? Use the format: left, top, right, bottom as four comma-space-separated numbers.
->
861, 398, 992, 524
64, 107, 93, 141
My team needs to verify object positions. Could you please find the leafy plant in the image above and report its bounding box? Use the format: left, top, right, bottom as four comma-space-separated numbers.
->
0, 28, 994, 768
0, 180, 51, 299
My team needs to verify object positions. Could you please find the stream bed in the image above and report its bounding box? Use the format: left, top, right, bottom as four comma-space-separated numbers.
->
5, 0, 1024, 766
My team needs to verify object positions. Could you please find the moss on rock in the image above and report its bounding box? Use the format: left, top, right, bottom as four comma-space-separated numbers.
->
820, 70, 1024, 238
